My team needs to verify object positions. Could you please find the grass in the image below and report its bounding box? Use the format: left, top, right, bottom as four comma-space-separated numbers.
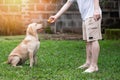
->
0, 35, 120, 80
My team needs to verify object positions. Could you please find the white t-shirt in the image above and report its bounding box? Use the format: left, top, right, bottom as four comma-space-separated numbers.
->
69, 0, 102, 20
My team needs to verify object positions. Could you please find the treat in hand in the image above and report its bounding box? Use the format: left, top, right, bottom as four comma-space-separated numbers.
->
47, 18, 53, 23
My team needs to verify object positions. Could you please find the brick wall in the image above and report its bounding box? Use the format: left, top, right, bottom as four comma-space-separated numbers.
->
21, 0, 60, 25
21, 0, 82, 33
0, 0, 119, 34
0, 0, 82, 34
0, 0, 21, 17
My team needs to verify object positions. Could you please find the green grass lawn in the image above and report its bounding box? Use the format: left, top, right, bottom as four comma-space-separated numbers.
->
0, 36, 120, 80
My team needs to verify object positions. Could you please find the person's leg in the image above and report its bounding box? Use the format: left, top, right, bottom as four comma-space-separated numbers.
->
80, 17, 101, 73
84, 40, 100, 73
78, 42, 92, 69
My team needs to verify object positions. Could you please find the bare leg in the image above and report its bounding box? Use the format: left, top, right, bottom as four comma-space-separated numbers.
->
91, 40, 99, 68
84, 40, 100, 73
78, 42, 91, 69
85, 42, 92, 66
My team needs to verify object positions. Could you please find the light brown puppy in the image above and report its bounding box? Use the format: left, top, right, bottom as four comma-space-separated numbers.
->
7, 23, 43, 67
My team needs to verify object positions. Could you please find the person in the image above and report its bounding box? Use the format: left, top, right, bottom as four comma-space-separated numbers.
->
48, 0, 102, 73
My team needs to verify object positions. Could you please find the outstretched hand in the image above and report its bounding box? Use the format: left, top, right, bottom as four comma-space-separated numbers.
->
48, 16, 57, 23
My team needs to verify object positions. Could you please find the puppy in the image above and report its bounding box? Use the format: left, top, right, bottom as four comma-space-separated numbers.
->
7, 23, 43, 67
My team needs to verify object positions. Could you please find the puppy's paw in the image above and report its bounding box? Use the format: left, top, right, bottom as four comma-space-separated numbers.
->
16, 66, 23, 68
12, 65, 23, 68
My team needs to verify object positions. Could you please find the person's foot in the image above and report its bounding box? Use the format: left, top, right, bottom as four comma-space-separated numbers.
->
77, 63, 90, 69
83, 65, 98, 73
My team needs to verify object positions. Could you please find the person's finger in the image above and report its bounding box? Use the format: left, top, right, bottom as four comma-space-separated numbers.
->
93, 15, 97, 21
96, 14, 100, 20
94, 14, 100, 21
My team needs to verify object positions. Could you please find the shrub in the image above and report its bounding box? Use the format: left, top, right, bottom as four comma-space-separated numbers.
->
105, 29, 120, 40
0, 15, 26, 36
44, 26, 53, 34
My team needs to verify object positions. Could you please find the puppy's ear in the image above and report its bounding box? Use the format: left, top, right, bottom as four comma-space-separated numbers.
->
27, 26, 36, 36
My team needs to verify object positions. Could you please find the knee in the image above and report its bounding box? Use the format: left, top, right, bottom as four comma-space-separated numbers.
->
91, 40, 99, 44
85, 41, 91, 45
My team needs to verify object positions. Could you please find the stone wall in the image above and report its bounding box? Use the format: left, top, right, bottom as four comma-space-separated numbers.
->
55, 1, 82, 34
0, 0, 119, 34
100, 0, 120, 28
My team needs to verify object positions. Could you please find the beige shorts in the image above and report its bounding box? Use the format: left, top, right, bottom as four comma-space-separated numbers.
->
82, 17, 102, 42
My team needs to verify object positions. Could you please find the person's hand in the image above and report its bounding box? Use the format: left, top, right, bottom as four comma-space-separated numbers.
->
93, 10, 101, 21
48, 15, 57, 23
